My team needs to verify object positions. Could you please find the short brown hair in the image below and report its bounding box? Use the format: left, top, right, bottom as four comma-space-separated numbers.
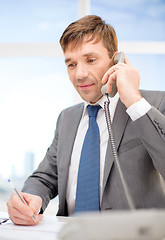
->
60, 15, 118, 58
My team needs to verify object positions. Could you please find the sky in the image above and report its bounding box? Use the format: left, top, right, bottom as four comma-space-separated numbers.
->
0, 0, 165, 179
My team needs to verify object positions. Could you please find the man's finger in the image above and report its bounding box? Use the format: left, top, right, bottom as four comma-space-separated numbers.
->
11, 193, 34, 216
124, 57, 132, 66
102, 67, 115, 84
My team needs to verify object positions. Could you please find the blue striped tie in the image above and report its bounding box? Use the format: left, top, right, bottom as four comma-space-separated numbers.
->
75, 105, 101, 213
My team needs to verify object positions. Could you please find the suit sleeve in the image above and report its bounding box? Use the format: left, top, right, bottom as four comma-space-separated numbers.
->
132, 94, 165, 179
22, 114, 62, 212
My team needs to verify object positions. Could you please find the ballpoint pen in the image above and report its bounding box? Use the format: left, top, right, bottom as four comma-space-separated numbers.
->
8, 179, 39, 224
0, 218, 9, 224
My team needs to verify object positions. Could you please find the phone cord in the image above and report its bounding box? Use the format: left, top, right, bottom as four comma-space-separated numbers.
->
104, 94, 135, 210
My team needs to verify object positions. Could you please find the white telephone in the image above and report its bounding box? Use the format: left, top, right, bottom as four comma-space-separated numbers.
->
58, 209, 165, 240
101, 51, 126, 97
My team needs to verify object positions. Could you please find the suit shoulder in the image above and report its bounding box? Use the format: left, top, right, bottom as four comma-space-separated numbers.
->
140, 89, 165, 107
56, 103, 84, 131
61, 102, 84, 114
58, 102, 84, 120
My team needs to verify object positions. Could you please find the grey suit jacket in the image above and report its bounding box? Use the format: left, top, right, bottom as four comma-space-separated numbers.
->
22, 90, 165, 216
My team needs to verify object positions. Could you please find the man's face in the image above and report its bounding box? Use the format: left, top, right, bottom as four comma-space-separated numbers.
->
64, 39, 113, 103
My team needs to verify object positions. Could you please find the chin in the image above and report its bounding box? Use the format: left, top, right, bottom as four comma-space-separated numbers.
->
79, 91, 102, 103
83, 97, 101, 104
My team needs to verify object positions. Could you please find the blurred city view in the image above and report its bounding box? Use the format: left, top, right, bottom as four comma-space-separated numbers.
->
0, 151, 34, 211
0, 161, 29, 212
0, 151, 59, 214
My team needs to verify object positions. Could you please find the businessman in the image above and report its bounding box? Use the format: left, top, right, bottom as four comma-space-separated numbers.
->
7, 15, 165, 225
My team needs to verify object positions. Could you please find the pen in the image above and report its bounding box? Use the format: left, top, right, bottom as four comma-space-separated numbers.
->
0, 218, 9, 224
8, 179, 39, 224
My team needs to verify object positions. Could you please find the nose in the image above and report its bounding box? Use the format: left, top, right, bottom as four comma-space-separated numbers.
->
75, 63, 88, 80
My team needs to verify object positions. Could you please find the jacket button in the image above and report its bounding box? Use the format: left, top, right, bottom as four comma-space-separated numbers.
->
154, 119, 159, 124
161, 129, 165, 135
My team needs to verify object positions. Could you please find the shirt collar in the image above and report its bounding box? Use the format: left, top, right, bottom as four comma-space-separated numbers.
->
82, 93, 119, 117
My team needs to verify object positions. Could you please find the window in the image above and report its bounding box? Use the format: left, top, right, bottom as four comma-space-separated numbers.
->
91, 0, 165, 90
0, 0, 79, 211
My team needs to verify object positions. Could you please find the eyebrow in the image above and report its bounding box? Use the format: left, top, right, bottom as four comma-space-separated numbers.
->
65, 58, 71, 64
65, 52, 98, 64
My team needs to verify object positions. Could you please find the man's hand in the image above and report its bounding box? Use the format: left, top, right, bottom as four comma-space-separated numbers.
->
7, 192, 43, 225
102, 57, 142, 108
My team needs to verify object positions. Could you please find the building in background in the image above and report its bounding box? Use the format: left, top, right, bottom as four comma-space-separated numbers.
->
24, 152, 35, 177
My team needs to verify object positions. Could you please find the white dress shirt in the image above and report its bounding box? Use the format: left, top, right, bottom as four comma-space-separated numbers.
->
66, 95, 151, 215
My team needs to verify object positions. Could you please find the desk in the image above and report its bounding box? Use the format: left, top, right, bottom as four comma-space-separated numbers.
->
2, 210, 165, 240
0, 211, 68, 240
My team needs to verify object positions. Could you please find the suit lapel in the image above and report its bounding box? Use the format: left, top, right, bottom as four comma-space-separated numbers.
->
102, 99, 129, 194
64, 103, 84, 170
58, 103, 84, 207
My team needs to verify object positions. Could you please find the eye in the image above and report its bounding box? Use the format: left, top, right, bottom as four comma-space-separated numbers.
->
67, 63, 76, 68
88, 58, 96, 63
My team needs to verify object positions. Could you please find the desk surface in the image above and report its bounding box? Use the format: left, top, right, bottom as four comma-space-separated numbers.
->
0, 211, 68, 240
2, 210, 165, 240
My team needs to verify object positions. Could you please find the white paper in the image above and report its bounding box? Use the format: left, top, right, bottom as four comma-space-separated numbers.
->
0, 212, 67, 240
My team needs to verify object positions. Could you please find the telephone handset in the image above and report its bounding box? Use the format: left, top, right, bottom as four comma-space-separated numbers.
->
102, 50, 135, 211
101, 51, 126, 97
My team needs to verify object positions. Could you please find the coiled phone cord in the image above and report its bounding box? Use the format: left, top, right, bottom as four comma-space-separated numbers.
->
104, 94, 135, 210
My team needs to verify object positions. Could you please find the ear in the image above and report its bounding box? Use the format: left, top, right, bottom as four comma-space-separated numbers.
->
108, 51, 119, 68
112, 51, 119, 64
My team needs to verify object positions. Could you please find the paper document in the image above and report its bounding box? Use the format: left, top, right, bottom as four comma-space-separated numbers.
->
0, 212, 67, 240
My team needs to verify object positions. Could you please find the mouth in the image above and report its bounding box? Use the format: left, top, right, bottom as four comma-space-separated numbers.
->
78, 83, 95, 90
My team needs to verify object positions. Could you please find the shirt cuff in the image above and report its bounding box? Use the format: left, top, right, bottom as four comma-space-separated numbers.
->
126, 98, 151, 121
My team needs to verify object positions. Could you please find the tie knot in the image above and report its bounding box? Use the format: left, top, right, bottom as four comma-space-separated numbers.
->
87, 105, 101, 118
